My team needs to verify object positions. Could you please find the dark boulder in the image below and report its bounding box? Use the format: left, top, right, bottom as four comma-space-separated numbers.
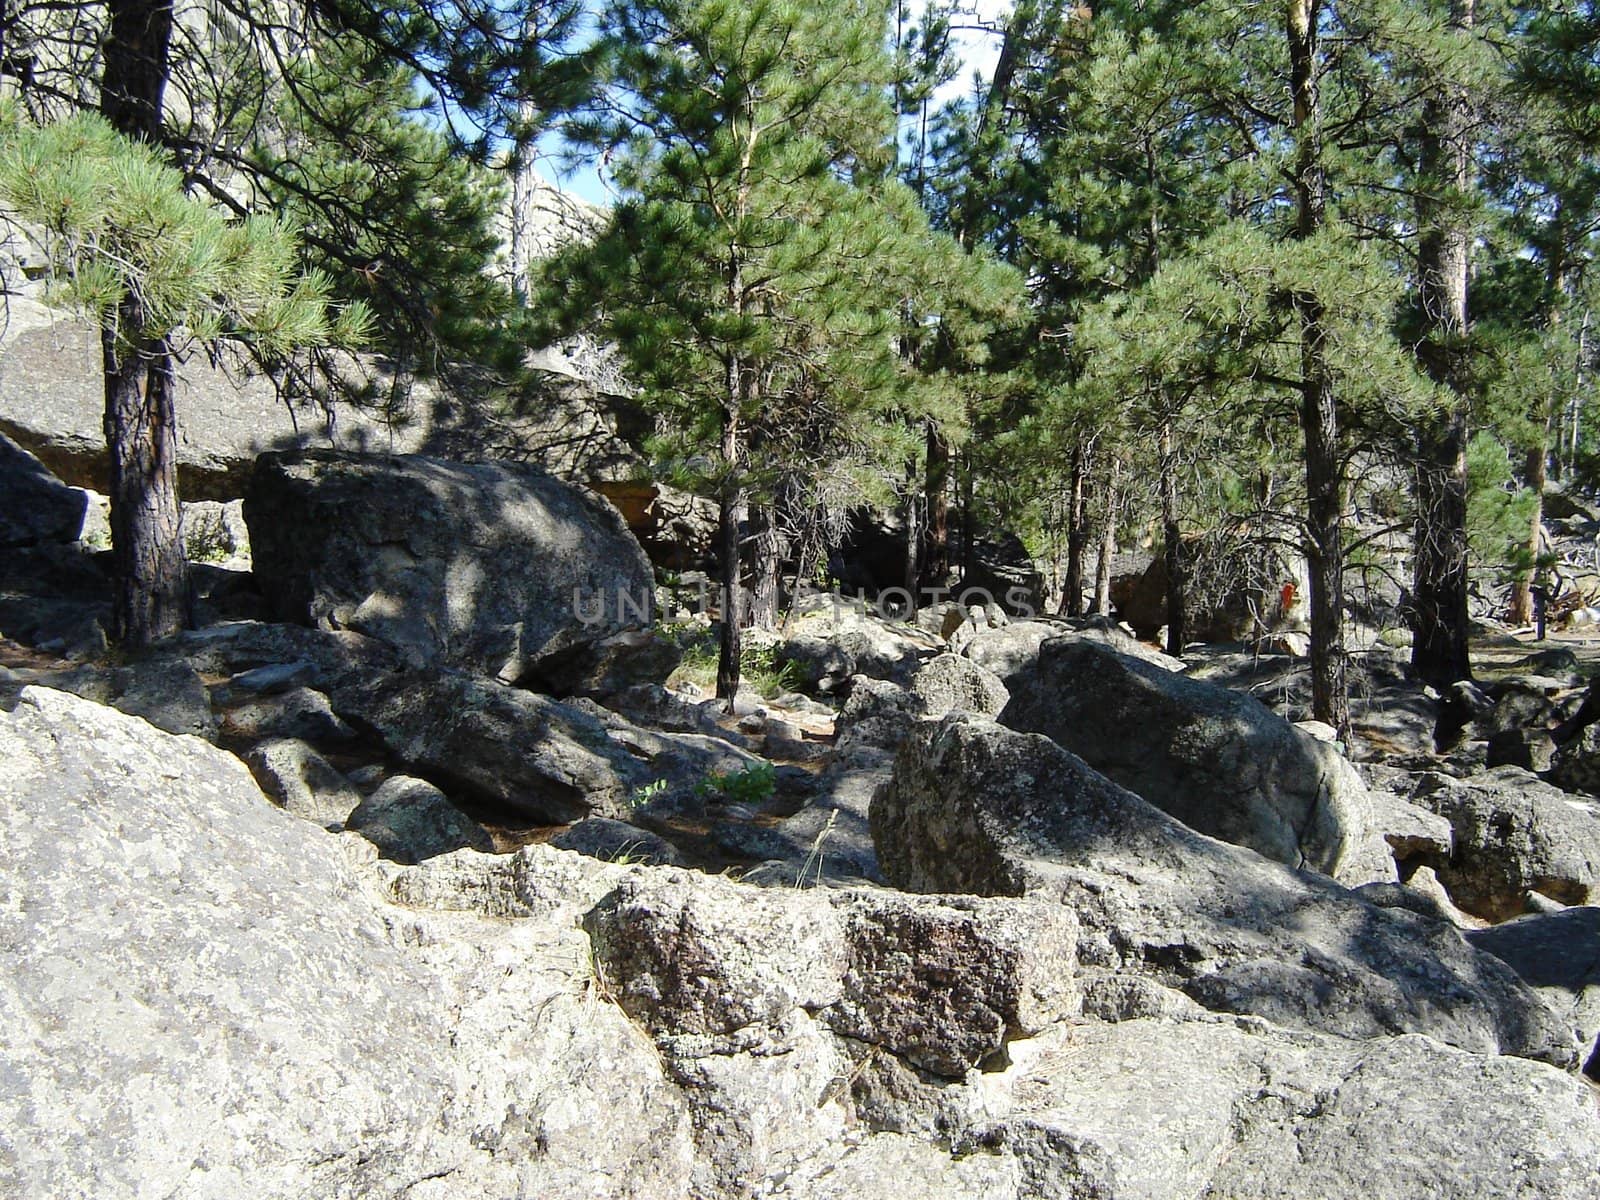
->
244, 451, 653, 689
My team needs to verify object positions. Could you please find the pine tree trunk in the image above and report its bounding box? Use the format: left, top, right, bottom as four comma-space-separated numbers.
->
1511, 439, 1547, 626
1301, 322, 1349, 734
100, 0, 185, 647
902, 465, 920, 614
1158, 422, 1186, 655
717, 397, 746, 701
1289, 0, 1350, 736
925, 420, 949, 585
1410, 0, 1475, 689
101, 0, 173, 141
1095, 457, 1119, 617
750, 505, 782, 629
960, 453, 975, 583
1062, 440, 1088, 617
1511, 252, 1564, 628
103, 328, 187, 645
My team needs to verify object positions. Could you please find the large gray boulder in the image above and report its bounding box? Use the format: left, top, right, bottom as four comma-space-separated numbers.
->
331, 667, 648, 823
958, 1018, 1600, 1200
1469, 907, 1600, 1077
0, 431, 85, 547
1410, 769, 1600, 921
776, 593, 937, 694
872, 713, 1576, 1066
0, 298, 646, 499
1001, 638, 1392, 883
244, 451, 654, 688
0, 687, 694, 1199
910, 652, 1010, 717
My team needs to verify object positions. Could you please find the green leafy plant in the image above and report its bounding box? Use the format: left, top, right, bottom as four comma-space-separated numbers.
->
695, 761, 777, 807
627, 779, 670, 810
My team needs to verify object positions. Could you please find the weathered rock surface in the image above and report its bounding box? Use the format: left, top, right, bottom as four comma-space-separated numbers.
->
910, 652, 1010, 717
777, 593, 937, 694
550, 816, 687, 867
345, 775, 494, 863
1002, 638, 1393, 883
244, 450, 653, 687
1411, 768, 1600, 921
0, 687, 695, 1200
9, 658, 217, 740
0, 297, 646, 499
244, 737, 364, 830
1469, 906, 1600, 1077
962, 1018, 1600, 1200
0, 431, 86, 547
8, 685, 1600, 1200
217, 684, 357, 745
1550, 721, 1600, 796
332, 667, 647, 823
873, 714, 1577, 1066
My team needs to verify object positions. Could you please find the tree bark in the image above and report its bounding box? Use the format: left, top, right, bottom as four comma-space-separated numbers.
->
750, 504, 782, 629
101, 0, 173, 141
1289, 0, 1350, 736
960, 451, 975, 582
1062, 439, 1088, 617
1158, 421, 1186, 655
100, 0, 186, 647
901, 463, 920, 614
717, 394, 746, 701
1511, 249, 1564, 627
103, 328, 187, 645
1410, 0, 1475, 689
924, 419, 950, 585
1094, 457, 1119, 616
1510, 439, 1547, 626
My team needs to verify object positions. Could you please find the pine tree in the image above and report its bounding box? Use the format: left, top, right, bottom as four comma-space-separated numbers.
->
543, 0, 1012, 699
0, 107, 365, 643
1, 0, 590, 645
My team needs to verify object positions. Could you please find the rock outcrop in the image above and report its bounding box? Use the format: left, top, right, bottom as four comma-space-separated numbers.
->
873, 713, 1576, 1066
0, 431, 86, 547
1410, 769, 1600, 921
0, 687, 695, 1199
245, 450, 653, 688
1001, 638, 1393, 883
5, 686, 1599, 1200
0, 297, 646, 499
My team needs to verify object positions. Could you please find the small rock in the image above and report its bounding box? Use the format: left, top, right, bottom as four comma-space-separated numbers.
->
550, 817, 685, 867
1486, 727, 1557, 772
345, 774, 492, 863
244, 738, 362, 830
220, 685, 355, 745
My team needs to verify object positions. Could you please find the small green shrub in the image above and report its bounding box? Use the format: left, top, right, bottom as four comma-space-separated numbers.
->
695, 761, 777, 806
662, 624, 798, 699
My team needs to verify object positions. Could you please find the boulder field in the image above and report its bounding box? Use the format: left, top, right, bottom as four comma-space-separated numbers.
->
7, 438, 1600, 1197
4, 686, 1600, 1199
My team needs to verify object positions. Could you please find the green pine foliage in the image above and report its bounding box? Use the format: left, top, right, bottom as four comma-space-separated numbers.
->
0, 106, 369, 357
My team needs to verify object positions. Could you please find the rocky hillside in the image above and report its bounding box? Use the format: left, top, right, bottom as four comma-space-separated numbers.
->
4, 425, 1600, 1196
